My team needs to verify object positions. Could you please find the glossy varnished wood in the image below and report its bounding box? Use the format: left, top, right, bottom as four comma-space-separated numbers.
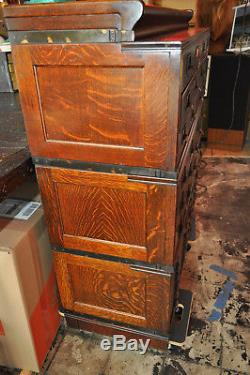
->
3, 0, 143, 30
207, 129, 245, 150
36, 64, 144, 147
12, 43, 172, 169
35, 109, 202, 267
5, 14, 122, 31
36, 167, 177, 264
11, 31, 209, 171
4, 1, 209, 342
54, 251, 174, 334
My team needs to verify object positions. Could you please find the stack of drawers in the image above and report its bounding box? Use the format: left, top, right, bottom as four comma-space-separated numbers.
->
4, 1, 209, 346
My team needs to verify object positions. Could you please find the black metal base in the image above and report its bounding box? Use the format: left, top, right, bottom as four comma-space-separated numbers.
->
169, 289, 193, 346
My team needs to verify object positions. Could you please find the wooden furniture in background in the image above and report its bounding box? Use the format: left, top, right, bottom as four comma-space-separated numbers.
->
196, 0, 238, 54
208, 54, 250, 150
0, 3, 7, 38
152, 0, 196, 25
0, 93, 32, 202
4, 0, 209, 347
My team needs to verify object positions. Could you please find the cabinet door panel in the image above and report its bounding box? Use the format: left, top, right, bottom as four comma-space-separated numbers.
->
54, 251, 174, 334
36, 65, 144, 147
36, 167, 177, 264
13, 44, 173, 169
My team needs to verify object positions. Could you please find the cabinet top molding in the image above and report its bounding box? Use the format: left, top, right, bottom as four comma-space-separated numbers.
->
3, 1, 144, 30
3, 1, 193, 34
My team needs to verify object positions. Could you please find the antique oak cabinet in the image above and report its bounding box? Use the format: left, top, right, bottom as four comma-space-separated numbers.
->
4, 0, 209, 347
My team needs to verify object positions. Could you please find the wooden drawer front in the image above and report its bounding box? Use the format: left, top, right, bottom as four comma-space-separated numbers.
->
180, 78, 196, 144
180, 63, 205, 140
200, 38, 209, 62
181, 34, 209, 92
175, 161, 200, 262
182, 47, 199, 91
12, 43, 180, 170
36, 167, 177, 265
177, 127, 202, 217
197, 58, 208, 97
172, 230, 186, 275
175, 126, 202, 263
177, 171, 197, 239
178, 61, 206, 161
177, 171, 197, 234
54, 251, 174, 334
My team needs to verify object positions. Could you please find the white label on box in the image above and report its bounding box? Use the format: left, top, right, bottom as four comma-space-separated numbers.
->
0, 199, 41, 220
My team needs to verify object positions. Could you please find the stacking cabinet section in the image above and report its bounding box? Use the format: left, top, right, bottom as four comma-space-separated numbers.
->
3, 0, 209, 344
12, 43, 174, 170
11, 29, 209, 172
54, 251, 174, 334
36, 167, 178, 265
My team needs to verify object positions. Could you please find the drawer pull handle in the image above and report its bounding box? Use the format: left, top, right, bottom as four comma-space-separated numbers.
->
195, 46, 201, 58
185, 93, 191, 109
186, 53, 192, 72
129, 265, 174, 277
127, 178, 173, 186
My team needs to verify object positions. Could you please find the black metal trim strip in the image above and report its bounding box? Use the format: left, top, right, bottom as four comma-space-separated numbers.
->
62, 309, 170, 341
54, 245, 175, 275
33, 157, 178, 180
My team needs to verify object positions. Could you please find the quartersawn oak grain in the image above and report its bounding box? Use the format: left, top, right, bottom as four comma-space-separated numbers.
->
36, 119, 202, 266
4, 0, 209, 343
54, 251, 174, 333
3, 0, 144, 30
11, 30, 209, 171
36, 167, 172, 264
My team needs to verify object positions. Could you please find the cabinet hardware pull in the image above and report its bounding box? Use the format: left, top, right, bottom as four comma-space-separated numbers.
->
129, 265, 174, 277
127, 178, 174, 186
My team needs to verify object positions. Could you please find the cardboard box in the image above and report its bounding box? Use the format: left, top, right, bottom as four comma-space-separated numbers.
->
0, 181, 61, 372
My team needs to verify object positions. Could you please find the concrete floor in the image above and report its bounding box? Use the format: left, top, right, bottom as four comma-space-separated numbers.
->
44, 157, 250, 375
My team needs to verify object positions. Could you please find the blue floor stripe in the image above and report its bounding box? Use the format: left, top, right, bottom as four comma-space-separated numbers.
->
214, 280, 235, 310
208, 267, 236, 321
208, 309, 222, 322
209, 264, 237, 280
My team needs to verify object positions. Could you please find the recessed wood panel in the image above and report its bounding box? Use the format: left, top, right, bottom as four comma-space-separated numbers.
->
54, 251, 173, 333
67, 263, 146, 316
36, 66, 144, 147
36, 166, 177, 264
11, 43, 174, 169
56, 183, 146, 246
11, 32, 209, 169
